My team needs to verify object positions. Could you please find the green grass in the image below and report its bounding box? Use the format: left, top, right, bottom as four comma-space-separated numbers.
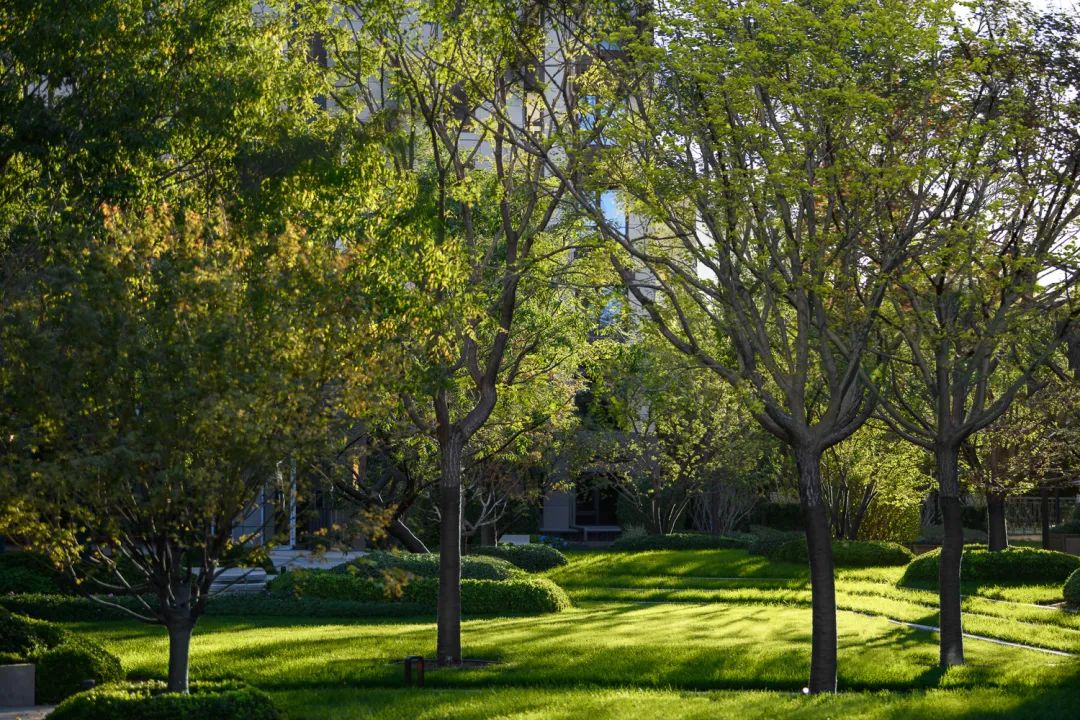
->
64, 547, 1080, 718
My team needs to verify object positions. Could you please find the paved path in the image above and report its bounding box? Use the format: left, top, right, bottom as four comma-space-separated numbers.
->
0, 707, 53, 720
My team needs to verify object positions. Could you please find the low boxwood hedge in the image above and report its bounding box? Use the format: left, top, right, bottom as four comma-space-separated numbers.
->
271, 569, 569, 615
608, 533, 750, 552
36, 640, 124, 704
746, 527, 803, 557
470, 543, 568, 572
269, 569, 387, 602
48, 681, 281, 720
1064, 568, 1080, 605
901, 546, 1080, 586
405, 577, 570, 615
0, 607, 67, 656
770, 538, 914, 567
915, 525, 988, 544
0, 609, 123, 703
333, 551, 522, 581
2, 592, 431, 622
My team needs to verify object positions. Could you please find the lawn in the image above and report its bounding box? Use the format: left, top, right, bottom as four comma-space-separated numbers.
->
70, 548, 1080, 719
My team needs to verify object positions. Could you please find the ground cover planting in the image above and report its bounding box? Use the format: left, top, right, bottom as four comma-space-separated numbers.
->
42, 547, 1079, 719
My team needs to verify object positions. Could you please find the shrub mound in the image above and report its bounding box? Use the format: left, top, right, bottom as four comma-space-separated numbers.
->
0, 553, 68, 595
609, 533, 749, 552
471, 543, 568, 572
915, 525, 988, 544
36, 641, 124, 704
771, 538, 914, 568
48, 681, 281, 720
2, 592, 440, 622
270, 569, 387, 602
334, 551, 521, 581
1064, 568, 1080, 605
0, 609, 122, 703
271, 569, 569, 615
746, 527, 803, 557
902, 546, 1080, 586
406, 577, 571, 614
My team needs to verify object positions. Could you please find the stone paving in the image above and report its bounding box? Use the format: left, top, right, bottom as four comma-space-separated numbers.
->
0, 707, 52, 720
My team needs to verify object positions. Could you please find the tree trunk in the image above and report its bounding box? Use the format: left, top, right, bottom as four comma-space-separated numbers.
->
847, 482, 875, 541
794, 446, 837, 694
436, 431, 464, 666
166, 618, 194, 693
1041, 488, 1051, 549
936, 444, 965, 667
479, 522, 497, 546
986, 492, 1008, 552
389, 517, 430, 553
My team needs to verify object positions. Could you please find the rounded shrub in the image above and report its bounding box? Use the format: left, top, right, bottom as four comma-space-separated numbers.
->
470, 543, 568, 572
334, 551, 522, 581
35, 641, 124, 704
271, 568, 569, 615
268, 569, 387, 602
402, 577, 571, 615
48, 681, 281, 720
0, 609, 123, 703
770, 538, 914, 567
915, 525, 988, 544
746, 527, 803, 557
608, 533, 749, 552
0, 608, 68, 657
1064, 568, 1080, 605
901, 546, 1080, 586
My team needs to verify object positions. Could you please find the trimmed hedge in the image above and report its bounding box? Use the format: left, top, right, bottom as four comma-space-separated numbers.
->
0, 608, 67, 657
270, 569, 387, 602
36, 641, 124, 704
0, 609, 123, 703
405, 577, 570, 615
902, 546, 1080, 586
746, 527, 803, 557
470, 543, 568, 572
2, 592, 431, 622
271, 569, 569, 615
608, 533, 749, 552
915, 525, 988, 544
1065, 568, 1080, 605
334, 551, 522, 581
0, 552, 68, 595
770, 538, 914, 567
48, 681, 281, 720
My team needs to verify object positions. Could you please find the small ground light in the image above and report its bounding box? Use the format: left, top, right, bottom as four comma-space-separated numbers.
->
404, 656, 425, 688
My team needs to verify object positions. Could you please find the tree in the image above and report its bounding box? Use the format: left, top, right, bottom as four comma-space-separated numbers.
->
0, 209, 381, 692
820, 425, 929, 542
0, 1, 414, 691
334, 1, 587, 665
970, 372, 1080, 550
486, 0, 968, 692
583, 329, 775, 536
871, 2, 1080, 666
